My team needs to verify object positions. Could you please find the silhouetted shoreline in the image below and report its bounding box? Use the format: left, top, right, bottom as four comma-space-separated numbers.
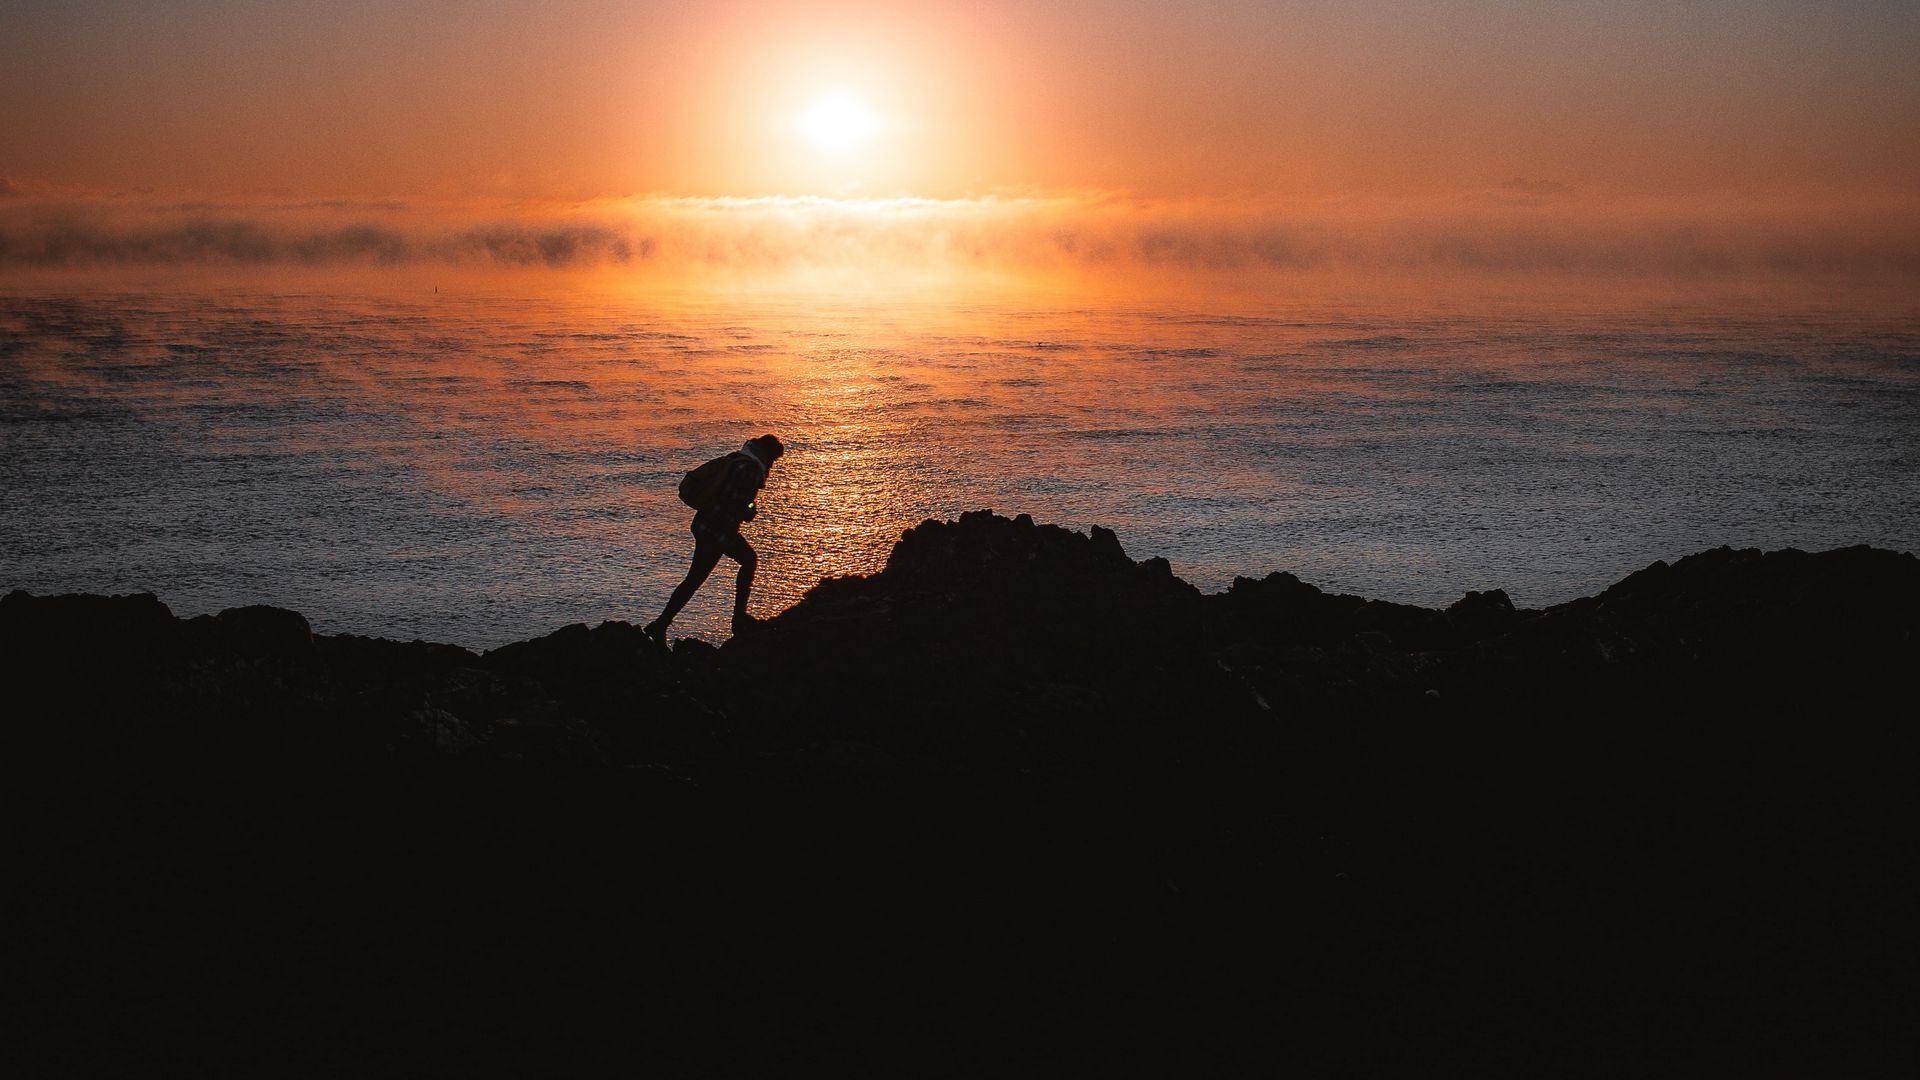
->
10, 512, 1915, 1074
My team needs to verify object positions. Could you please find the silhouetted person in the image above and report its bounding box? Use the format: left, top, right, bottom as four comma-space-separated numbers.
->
646, 435, 785, 645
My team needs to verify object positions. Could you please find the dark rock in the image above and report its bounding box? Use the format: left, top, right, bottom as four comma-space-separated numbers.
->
1, 589, 178, 658
8, 520, 1916, 766
406, 705, 480, 755
6, 515, 1918, 1074
719, 512, 1221, 751
208, 604, 317, 661
482, 619, 665, 684
1446, 588, 1519, 641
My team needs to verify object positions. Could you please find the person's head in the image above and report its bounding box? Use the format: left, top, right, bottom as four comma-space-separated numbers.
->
747, 434, 784, 465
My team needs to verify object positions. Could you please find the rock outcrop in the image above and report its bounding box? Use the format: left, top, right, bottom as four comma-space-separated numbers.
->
9, 512, 1912, 775
7, 514, 1916, 1075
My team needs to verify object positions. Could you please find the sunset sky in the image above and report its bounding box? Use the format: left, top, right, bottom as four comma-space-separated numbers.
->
4, 0, 1917, 288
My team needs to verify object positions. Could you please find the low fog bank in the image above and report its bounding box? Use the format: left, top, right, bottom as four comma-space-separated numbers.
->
2, 189, 1917, 295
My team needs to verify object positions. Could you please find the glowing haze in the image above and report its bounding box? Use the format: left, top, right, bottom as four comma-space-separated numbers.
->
4, 0, 1917, 294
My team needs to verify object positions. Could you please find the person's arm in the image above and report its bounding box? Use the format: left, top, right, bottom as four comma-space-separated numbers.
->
718, 457, 762, 521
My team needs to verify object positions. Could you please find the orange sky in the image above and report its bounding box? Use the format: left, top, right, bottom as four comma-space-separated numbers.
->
3, 1, 1916, 291
7, 0, 1917, 200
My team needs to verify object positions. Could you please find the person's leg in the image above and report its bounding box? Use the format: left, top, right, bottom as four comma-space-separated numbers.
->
719, 531, 758, 628
647, 536, 723, 640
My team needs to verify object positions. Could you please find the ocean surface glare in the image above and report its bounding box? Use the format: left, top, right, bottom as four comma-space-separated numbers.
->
3, 288, 1916, 648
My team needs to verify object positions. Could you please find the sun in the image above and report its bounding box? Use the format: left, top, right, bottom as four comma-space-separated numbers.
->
797, 93, 880, 151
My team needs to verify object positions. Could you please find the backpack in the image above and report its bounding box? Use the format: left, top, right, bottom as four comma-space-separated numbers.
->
677, 454, 742, 511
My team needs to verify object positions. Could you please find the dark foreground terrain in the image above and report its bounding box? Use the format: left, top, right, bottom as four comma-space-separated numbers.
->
7, 512, 1916, 1075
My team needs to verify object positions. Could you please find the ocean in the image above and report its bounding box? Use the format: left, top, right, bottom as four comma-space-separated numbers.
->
3, 282, 1916, 647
